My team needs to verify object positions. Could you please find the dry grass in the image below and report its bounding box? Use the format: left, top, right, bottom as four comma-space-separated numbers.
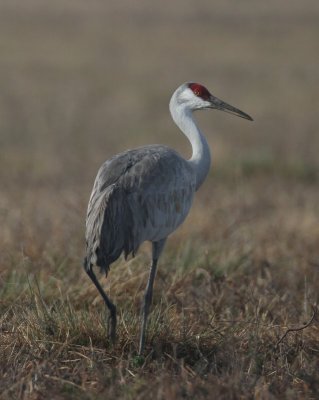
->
1, 1, 319, 399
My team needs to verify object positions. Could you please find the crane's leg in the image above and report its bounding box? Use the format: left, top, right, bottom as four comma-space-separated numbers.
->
139, 238, 166, 355
86, 266, 117, 345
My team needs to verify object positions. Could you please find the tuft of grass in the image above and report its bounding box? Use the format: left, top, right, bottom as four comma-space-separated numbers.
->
1, 241, 318, 399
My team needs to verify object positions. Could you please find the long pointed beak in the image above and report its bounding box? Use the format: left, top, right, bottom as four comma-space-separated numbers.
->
209, 95, 253, 121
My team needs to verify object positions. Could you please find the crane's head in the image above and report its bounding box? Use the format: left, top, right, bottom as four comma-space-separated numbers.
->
171, 82, 253, 121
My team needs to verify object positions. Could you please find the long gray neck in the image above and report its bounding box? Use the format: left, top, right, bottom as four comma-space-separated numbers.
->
169, 99, 211, 190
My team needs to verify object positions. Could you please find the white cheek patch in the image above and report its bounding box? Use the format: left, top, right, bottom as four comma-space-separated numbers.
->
180, 88, 195, 102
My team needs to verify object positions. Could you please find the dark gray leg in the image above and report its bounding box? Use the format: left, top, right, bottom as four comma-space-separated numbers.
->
86, 266, 117, 344
139, 238, 166, 354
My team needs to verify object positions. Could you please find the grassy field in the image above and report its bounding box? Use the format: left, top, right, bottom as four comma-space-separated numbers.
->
1, 0, 319, 398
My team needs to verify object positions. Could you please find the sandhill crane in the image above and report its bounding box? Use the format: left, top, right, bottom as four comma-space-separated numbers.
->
84, 82, 253, 354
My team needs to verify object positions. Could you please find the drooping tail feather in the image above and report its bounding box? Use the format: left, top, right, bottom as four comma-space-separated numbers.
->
85, 184, 135, 274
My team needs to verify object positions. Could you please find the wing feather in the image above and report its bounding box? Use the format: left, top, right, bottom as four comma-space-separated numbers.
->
84, 145, 196, 272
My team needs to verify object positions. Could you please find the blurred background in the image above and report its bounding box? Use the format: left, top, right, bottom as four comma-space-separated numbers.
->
0, 0, 319, 280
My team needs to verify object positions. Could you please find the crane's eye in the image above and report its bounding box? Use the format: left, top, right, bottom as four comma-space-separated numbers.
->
194, 89, 200, 96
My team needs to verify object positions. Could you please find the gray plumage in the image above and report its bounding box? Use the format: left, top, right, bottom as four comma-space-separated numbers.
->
84, 145, 196, 275
83, 82, 252, 354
